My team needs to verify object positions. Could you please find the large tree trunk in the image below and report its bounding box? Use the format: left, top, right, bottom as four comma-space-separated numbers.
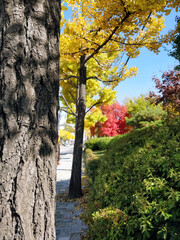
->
0, 1, 60, 239
69, 55, 86, 198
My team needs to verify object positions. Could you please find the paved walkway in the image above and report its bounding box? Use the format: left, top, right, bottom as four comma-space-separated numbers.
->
55, 146, 88, 240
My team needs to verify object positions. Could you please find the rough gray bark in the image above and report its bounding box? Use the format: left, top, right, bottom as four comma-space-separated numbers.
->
69, 55, 86, 198
0, 0, 60, 239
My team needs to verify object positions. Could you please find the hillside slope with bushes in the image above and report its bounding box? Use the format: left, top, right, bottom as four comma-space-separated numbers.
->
85, 118, 180, 240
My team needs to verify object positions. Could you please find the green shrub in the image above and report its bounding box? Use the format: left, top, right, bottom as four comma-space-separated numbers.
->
85, 148, 102, 182
85, 137, 112, 151
108, 119, 165, 151
87, 207, 129, 240
85, 118, 180, 240
86, 158, 102, 182
85, 148, 94, 158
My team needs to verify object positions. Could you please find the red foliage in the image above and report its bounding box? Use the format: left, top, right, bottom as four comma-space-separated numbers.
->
149, 70, 180, 113
90, 102, 132, 137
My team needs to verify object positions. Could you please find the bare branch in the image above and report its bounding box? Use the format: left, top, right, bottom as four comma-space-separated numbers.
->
61, 93, 77, 117
68, 80, 78, 88
124, 56, 130, 66
61, 47, 96, 56
142, 12, 152, 31
69, 91, 77, 104
86, 76, 103, 81
111, 39, 147, 46
86, 75, 124, 83
60, 108, 75, 116
92, 56, 111, 68
72, 31, 101, 47
86, 101, 103, 113
86, 75, 120, 83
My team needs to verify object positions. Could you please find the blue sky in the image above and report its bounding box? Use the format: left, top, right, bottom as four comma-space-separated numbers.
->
116, 10, 179, 104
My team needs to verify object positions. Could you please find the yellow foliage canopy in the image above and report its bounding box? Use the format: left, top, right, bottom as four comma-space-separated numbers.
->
62, 0, 179, 60
60, 0, 179, 125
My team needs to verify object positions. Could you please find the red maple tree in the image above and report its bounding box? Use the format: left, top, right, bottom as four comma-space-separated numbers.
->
149, 70, 180, 114
90, 102, 131, 137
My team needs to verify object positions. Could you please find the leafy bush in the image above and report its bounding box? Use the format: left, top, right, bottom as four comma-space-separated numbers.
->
86, 158, 102, 182
85, 148, 94, 157
85, 148, 103, 182
85, 118, 180, 240
88, 207, 128, 240
108, 120, 164, 151
85, 137, 112, 151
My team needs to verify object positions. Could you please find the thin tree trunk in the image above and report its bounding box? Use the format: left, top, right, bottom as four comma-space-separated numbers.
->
69, 55, 86, 198
0, 1, 60, 239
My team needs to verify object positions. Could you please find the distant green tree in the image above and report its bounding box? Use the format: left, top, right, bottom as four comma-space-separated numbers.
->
125, 95, 158, 116
125, 95, 166, 129
126, 108, 166, 129
169, 17, 180, 70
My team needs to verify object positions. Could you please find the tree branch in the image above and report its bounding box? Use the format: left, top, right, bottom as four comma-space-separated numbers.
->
60, 75, 78, 80
80, 12, 131, 68
93, 56, 111, 68
124, 56, 130, 66
112, 12, 153, 46
60, 108, 75, 116
72, 31, 101, 47
86, 76, 103, 81
61, 47, 96, 56
61, 93, 77, 117
60, 75, 78, 88
111, 39, 148, 46
86, 75, 123, 83
86, 101, 103, 113
69, 91, 77, 104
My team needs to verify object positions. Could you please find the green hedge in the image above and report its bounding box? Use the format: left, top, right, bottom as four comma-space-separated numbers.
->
85, 137, 112, 151
85, 118, 180, 240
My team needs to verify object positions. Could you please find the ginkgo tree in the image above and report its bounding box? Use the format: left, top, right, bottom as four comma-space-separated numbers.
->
60, 41, 121, 198
61, 0, 179, 198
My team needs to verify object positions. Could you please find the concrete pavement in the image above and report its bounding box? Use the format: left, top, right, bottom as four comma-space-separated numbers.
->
55, 145, 88, 240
